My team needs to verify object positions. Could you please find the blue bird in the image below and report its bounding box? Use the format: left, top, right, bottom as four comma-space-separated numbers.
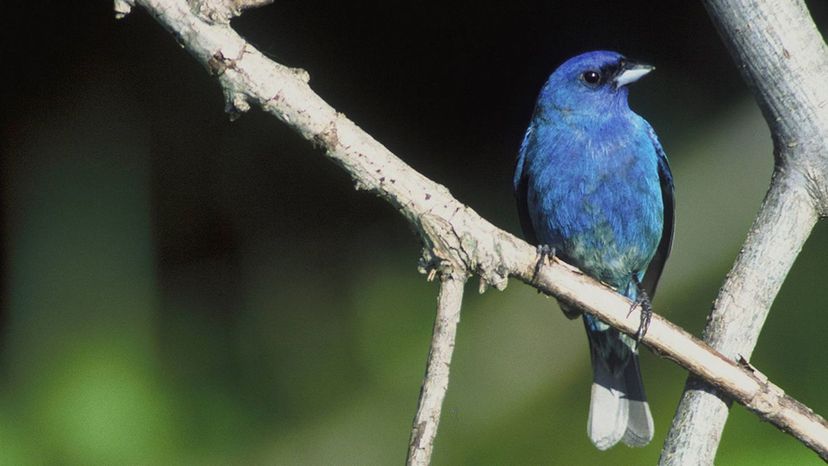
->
514, 51, 674, 450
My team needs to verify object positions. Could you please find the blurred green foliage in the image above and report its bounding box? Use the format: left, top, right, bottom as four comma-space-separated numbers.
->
3, 2, 828, 465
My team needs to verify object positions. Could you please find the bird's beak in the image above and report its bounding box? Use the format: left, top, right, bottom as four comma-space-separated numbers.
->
613, 61, 655, 88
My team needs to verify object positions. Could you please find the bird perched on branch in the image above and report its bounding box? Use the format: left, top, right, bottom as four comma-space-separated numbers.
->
514, 50, 674, 450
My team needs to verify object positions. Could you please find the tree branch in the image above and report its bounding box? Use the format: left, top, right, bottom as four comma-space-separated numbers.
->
661, 2, 828, 464
407, 273, 467, 466
118, 0, 828, 461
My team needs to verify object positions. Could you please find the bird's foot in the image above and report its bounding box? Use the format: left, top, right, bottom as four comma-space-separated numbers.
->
627, 278, 652, 348
532, 244, 556, 285
630, 292, 652, 348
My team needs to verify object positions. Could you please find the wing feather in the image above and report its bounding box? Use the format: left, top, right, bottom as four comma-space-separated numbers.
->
641, 126, 674, 298
514, 125, 539, 245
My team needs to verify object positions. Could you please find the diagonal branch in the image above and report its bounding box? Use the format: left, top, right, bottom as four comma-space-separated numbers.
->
407, 272, 467, 466
117, 0, 828, 461
661, 2, 828, 464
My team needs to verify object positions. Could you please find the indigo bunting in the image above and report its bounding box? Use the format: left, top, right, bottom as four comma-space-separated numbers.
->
514, 51, 674, 450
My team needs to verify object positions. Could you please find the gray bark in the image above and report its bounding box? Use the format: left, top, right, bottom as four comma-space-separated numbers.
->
660, 1, 828, 464
407, 274, 467, 466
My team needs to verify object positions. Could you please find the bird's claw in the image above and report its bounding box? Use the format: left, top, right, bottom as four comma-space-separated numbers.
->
628, 277, 653, 349
532, 244, 556, 285
630, 293, 652, 348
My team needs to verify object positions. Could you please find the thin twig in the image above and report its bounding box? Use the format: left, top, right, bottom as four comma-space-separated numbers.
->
407, 273, 466, 466
117, 0, 828, 460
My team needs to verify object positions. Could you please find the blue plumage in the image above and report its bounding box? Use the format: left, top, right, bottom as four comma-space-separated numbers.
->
514, 51, 674, 450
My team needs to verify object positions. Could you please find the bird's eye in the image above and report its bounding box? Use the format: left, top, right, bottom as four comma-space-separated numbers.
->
581, 70, 601, 85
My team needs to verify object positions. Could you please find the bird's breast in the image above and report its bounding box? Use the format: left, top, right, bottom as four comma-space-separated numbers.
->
526, 120, 662, 287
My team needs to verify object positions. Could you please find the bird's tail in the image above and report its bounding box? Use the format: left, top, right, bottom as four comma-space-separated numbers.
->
585, 323, 654, 450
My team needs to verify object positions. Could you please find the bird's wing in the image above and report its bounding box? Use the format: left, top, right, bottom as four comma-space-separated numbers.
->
514, 125, 539, 245
641, 125, 674, 298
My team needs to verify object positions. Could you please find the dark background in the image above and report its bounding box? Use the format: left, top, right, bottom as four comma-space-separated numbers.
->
2, 1, 827, 464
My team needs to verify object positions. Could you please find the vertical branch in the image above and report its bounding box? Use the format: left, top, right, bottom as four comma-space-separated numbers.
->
661, 1, 828, 464
407, 273, 467, 466
660, 177, 818, 465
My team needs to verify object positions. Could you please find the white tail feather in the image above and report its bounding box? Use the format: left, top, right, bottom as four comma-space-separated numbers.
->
587, 351, 654, 449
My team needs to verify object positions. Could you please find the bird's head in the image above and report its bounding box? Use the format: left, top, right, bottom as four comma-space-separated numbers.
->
538, 50, 653, 116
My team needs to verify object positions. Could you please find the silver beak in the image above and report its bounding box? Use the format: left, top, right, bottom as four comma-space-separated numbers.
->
614, 63, 655, 88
